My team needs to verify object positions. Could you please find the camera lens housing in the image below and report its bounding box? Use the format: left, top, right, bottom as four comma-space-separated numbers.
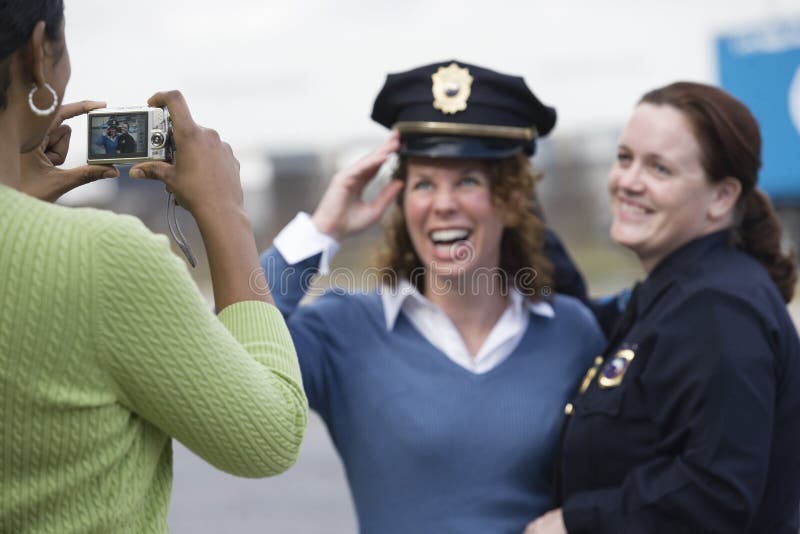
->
150, 131, 166, 148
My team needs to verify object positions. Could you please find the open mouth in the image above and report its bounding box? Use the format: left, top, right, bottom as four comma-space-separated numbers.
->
429, 228, 473, 259
429, 228, 471, 246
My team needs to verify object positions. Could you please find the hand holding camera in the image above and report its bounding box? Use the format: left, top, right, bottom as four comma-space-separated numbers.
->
127, 91, 244, 220
21, 100, 119, 202
129, 90, 268, 309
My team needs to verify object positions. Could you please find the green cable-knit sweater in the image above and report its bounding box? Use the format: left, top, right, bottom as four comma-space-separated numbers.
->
0, 185, 307, 533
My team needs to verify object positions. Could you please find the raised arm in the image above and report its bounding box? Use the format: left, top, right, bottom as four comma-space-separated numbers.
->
94, 216, 306, 477
131, 90, 272, 312
95, 89, 309, 476
260, 134, 401, 412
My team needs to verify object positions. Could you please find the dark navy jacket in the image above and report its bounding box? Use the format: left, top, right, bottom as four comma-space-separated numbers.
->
559, 230, 800, 533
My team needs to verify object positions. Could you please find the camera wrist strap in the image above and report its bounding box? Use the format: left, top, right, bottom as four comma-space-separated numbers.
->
167, 192, 198, 268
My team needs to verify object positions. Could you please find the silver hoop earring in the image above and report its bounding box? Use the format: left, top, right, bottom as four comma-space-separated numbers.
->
28, 82, 58, 117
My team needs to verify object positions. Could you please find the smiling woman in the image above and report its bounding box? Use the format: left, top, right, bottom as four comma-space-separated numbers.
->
607, 102, 736, 273
527, 82, 800, 534
259, 60, 605, 533
400, 159, 505, 287
381, 152, 552, 302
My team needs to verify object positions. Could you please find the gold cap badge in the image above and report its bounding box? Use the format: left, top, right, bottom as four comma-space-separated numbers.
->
431, 63, 473, 115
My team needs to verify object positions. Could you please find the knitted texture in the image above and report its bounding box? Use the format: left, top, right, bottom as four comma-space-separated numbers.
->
0, 186, 307, 534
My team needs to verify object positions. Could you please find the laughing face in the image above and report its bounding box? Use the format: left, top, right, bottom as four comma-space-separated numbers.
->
403, 157, 505, 287
609, 103, 722, 272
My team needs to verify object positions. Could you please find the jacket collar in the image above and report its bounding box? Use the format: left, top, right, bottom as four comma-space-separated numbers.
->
635, 229, 733, 318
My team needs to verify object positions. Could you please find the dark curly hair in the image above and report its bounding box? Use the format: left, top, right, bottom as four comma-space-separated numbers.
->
375, 153, 554, 301
641, 82, 796, 302
0, 0, 65, 111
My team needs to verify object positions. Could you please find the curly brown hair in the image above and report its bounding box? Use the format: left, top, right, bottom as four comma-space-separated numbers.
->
374, 153, 554, 301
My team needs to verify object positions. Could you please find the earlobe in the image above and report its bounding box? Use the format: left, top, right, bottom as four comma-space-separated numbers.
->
709, 177, 742, 220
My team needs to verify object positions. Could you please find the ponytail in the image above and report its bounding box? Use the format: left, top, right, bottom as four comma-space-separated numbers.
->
735, 189, 797, 302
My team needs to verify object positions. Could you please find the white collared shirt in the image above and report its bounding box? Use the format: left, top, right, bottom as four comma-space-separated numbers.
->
273, 212, 340, 274
274, 212, 555, 374
381, 281, 554, 373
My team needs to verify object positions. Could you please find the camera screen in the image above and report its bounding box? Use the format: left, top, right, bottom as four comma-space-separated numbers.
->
88, 113, 148, 159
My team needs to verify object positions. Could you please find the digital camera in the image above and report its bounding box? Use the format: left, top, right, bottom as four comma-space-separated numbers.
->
87, 107, 174, 164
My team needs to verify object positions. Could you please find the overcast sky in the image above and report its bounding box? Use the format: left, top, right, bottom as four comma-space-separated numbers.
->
61, 0, 799, 163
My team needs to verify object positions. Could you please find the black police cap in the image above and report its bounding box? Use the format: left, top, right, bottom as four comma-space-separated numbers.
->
371, 60, 556, 158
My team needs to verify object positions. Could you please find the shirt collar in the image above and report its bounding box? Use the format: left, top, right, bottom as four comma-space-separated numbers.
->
636, 229, 733, 318
380, 280, 554, 331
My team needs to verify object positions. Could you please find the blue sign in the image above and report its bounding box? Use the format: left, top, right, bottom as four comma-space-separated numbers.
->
717, 19, 800, 203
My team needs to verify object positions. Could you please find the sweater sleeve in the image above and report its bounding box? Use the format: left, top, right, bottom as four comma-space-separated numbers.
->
562, 290, 776, 533
92, 215, 307, 478
261, 246, 332, 415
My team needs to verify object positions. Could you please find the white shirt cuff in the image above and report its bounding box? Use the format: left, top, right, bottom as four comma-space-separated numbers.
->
273, 212, 340, 274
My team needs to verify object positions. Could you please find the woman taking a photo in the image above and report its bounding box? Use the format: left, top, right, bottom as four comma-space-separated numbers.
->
526, 82, 800, 534
1, 2, 306, 532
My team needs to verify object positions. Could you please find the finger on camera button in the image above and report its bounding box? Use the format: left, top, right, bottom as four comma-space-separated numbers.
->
147, 91, 196, 132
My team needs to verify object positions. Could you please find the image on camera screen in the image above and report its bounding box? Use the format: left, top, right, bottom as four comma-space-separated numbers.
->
88, 113, 148, 160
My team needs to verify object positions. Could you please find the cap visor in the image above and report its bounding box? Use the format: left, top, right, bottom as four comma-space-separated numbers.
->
400, 136, 530, 159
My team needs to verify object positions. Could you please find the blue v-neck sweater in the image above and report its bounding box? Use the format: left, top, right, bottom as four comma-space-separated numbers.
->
262, 248, 605, 534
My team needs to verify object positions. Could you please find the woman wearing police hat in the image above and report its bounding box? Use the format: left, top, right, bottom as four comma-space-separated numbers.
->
525, 83, 800, 533
260, 60, 604, 533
